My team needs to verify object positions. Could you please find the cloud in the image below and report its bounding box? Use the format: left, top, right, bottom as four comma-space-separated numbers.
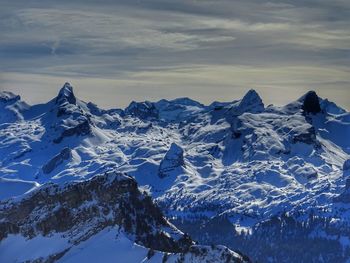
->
0, 0, 349, 109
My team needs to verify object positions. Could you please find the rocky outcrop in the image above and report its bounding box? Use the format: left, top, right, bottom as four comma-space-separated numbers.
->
221, 89, 264, 124
159, 143, 185, 178
0, 172, 193, 256
292, 126, 317, 145
343, 159, 350, 171
302, 91, 321, 114
0, 91, 27, 123
53, 119, 92, 143
237, 89, 264, 114
0, 91, 21, 104
334, 178, 350, 203
48, 83, 94, 143
0, 171, 251, 263
125, 101, 159, 119
42, 147, 72, 174
56, 82, 76, 106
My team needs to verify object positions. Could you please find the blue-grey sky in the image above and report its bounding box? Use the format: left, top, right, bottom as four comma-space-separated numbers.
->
1, 0, 349, 109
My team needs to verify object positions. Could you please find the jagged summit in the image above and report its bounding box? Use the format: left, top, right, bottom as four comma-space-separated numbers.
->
0, 91, 21, 104
125, 100, 158, 119
157, 97, 204, 108
0, 91, 28, 123
301, 90, 321, 114
237, 89, 264, 113
56, 82, 76, 105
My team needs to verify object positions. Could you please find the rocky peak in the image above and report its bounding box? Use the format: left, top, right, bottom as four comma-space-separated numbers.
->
237, 89, 264, 114
56, 82, 76, 106
0, 91, 21, 104
0, 91, 28, 123
301, 91, 321, 114
125, 101, 158, 119
159, 143, 185, 178
49, 83, 94, 143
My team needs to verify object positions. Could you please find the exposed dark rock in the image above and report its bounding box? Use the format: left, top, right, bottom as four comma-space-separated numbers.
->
159, 143, 185, 178
343, 159, 350, 171
0, 91, 21, 104
125, 101, 159, 119
292, 126, 317, 145
237, 89, 264, 114
13, 148, 32, 160
302, 91, 321, 114
0, 172, 193, 254
42, 147, 72, 174
208, 144, 221, 158
53, 119, 92, 143
56, 82, 76, 106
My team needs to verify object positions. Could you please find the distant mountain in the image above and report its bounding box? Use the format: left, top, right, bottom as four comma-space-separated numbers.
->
0, 83, 349, 262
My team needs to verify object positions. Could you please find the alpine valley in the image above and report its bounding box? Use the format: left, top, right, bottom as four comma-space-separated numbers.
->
1, 83, 349, 263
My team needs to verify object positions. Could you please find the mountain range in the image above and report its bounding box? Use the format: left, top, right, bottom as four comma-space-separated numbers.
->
1, 83, 349, 262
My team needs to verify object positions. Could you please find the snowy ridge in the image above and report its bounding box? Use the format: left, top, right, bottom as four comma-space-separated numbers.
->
0, 83, 350, 262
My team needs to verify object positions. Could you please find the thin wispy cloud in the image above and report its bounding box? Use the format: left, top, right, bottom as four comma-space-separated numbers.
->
0, 0, 349, 109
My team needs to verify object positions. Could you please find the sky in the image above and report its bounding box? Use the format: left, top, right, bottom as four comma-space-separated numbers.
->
0, 0, 349, 110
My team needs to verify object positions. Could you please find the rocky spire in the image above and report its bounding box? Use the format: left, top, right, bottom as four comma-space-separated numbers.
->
56, 82, 76, 105
237, 89, 264, 113
301, 91, 321, 114
0, 91, 21, 104
159, 143, 185, 178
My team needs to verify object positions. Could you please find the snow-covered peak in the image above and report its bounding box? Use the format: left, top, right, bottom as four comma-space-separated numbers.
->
125, 101, 158, 119
0, 91, 21, 104
156, 97, 204, 108
238, 89, 264, 113
0, 91, 28, 123
1, 83, 349, 262
56, 82, 76, 105
320, 98, 346, 115
125, 98, 205, 122
278, 90, 322, 115
239, 89, 264, 112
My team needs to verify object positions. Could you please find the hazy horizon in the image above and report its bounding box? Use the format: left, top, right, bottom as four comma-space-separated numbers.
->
1, 0, 349, 110
3, 81, 349, 111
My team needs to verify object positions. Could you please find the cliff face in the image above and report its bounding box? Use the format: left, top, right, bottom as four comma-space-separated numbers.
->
0, 172, 192, 259
0, 172, 249, 263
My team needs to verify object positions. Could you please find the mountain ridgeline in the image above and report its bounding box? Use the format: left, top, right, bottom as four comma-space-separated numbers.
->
0, 83, 349, 262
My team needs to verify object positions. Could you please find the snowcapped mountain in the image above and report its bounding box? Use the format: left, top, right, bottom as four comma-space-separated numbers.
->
1, 83, 349, 262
